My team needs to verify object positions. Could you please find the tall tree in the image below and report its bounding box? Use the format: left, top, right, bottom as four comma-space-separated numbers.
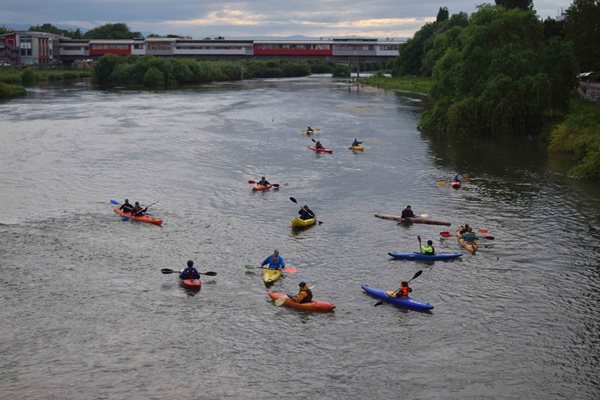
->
436, 7, 449, 22
495, 0, 533, 10
83, 23, 142, 40
565, 0, 600, 71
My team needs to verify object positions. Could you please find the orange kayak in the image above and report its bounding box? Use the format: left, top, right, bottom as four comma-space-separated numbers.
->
456, 229, 478, 254
113, 207, 163, 226
252, 184, 272, 191
268, 291, 335, 312
179, 277, 201, 290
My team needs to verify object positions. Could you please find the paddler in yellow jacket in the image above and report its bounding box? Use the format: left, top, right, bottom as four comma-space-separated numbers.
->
288, 282, 313, 304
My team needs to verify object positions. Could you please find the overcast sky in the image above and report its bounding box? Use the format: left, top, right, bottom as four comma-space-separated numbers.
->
1, 1, 573, 38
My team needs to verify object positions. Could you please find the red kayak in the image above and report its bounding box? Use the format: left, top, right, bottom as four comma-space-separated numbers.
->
268, 291, 335, 312
308, 146, 333, 154
179, 277, 201, 290
451, 181, 461, 189
113, 207, 163, 226
252, 184, 272, 191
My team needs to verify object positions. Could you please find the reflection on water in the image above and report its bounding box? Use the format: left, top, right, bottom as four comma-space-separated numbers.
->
0, 76, 599, 399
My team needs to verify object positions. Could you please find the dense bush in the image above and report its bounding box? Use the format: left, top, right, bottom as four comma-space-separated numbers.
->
0, 82, 26, 99
20, 69, 36, 86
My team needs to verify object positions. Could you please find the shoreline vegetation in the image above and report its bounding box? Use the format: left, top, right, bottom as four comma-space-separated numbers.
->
0, 68, 91, 99
361, 75, 600, 180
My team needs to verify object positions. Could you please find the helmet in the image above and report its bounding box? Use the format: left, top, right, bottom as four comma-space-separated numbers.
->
299, 282, 306, 287
187, 260, 193, 267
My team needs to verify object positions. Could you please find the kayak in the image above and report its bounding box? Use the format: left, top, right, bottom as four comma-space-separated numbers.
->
252, 184, 272, 191
113, 207, 163, 226
291, 217, 317, 228
308, 146, 333, 154
451, 181, 461, 189
268, 291, 336, 312
348, 145, 364, 151
262, 268, 282, 285
374, 213, 451, 226
362, 285, 433, 311
388, 252, 463, 261
457, 230, 478, 254
179, 277, 201, 290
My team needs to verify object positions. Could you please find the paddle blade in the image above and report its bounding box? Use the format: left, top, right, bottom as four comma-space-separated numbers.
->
283, 267, 297, 273
438, 180, 446, 186
482, 236, 495, 240
410, 270, 423, 281
289, 197, 298, 204
275, 297, 287, 306
110, 199, 120, 205
374, 301, 385, 307
440, 231, 452, 238
272, 183, 280, 187
318, 220, 324, 225
121, 217, 130, 222
311, 138, 316, 143
420, 214, 429, 218
244, 264, 256, 270
248, 180, 256, 184
201, 271, 217, 276
478, 229, 489, 233
161, 268, 176, 274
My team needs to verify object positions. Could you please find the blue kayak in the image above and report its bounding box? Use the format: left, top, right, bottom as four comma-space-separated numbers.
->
362, 285, 433, 311
388, 252, 462, 261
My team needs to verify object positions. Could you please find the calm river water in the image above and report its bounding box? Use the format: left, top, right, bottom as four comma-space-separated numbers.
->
1, 76, 599, 399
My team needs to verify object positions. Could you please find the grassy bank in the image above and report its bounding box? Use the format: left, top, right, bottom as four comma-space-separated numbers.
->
359, 76, 433, 96
549, 98, 600, 179
0, 82, 27, 99
0, 68, 91, 85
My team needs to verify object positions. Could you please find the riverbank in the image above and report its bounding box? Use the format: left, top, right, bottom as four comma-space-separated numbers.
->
361, 76, 600, 180
0, 68, 91, 99
0, 82, 26, 99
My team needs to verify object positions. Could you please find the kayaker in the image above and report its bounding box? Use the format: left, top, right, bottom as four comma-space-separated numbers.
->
401, 205, 415, 219
459, 224, 477, 241
257, 176, 270, 186
261, 249, 285, 270
132, 201, 148, 216
452, 174, 461, 182
315, 140, 324, 149
351, 138, 363, 147
180, 260, 200, 279
459, 224, 473, 235
298, 205, 315, 220
307, 126, 314, 133
420, 240, 435, 255
119, 199, 134, 213
288, 282, 313, 304
394, 281, 412, 298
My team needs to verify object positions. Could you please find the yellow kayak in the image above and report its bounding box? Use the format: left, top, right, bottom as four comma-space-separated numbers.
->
348, 145, 364, 151
456, 230, 478, 254
262, 268, 282, 285
291, 217, 317, 228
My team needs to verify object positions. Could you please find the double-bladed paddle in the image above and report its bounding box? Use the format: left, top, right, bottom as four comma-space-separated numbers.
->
289, 196, 323, 225
440, 231, 494, 240
161, 268, 217, 276
244, 264, 297, 273
248, 180, 280, 188
374, 270, 423, 306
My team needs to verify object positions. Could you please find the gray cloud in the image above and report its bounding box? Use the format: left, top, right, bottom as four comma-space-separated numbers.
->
0, 1, 574, 38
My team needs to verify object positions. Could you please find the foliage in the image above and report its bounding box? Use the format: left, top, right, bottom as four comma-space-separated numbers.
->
420, 5, 576, 137
495, 0, 533, 10
565, 0, 600, 71
20, 69, 36, 86
92, 56, 312, 87
543, 17, 565, 39
29, 23, 83, 39
332, 64, 350, 78
0, 25, 10, 34
437, 7, 449, 22
549, 99, 600, 179
0, 68, 90, 84
83, 23, 142, 40
0, 82, 26, 99
360, 76, 433, 95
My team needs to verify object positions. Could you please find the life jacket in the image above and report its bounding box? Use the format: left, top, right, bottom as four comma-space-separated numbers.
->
421, 245, 434, 255
297, 287, 313, 303
398, 286, 411, 298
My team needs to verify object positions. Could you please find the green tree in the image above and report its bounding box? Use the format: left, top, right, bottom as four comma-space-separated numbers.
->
436, 7, 449, 22
143, 66, 165, 88
421, 5, 575, 137
20, 69, 36, 86
83, 23, 141, 39
565, 0, 600, 71
543, 17, 565, 39
494, 0, 533, 10
0, 25, 12, 34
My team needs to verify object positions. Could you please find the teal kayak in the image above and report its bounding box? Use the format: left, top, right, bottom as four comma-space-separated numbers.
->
388, 252, 462, 261
362, 285, 433, 311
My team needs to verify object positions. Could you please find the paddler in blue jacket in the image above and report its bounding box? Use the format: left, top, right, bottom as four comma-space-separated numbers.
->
261, 249, 285, 270
298, 205, 315, 220
180, 260, 200, 279
351, 138, 362, 147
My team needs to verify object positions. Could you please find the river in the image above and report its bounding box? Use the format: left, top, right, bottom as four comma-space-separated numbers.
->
1, 76, 599, 399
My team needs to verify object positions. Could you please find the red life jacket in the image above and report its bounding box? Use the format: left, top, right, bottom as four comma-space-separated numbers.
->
398, 286, 411, 297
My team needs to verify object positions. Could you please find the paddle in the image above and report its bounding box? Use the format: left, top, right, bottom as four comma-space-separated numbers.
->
417, 235, 422, 253
161, 268, 217, 276
244, 264, 297, 273
374, 270, 423, 306
289, 196, 323, 225
438, 179, 446, 187
274, 286, 317, 306
247, 180, 280, 188
440, 231, 494, 240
